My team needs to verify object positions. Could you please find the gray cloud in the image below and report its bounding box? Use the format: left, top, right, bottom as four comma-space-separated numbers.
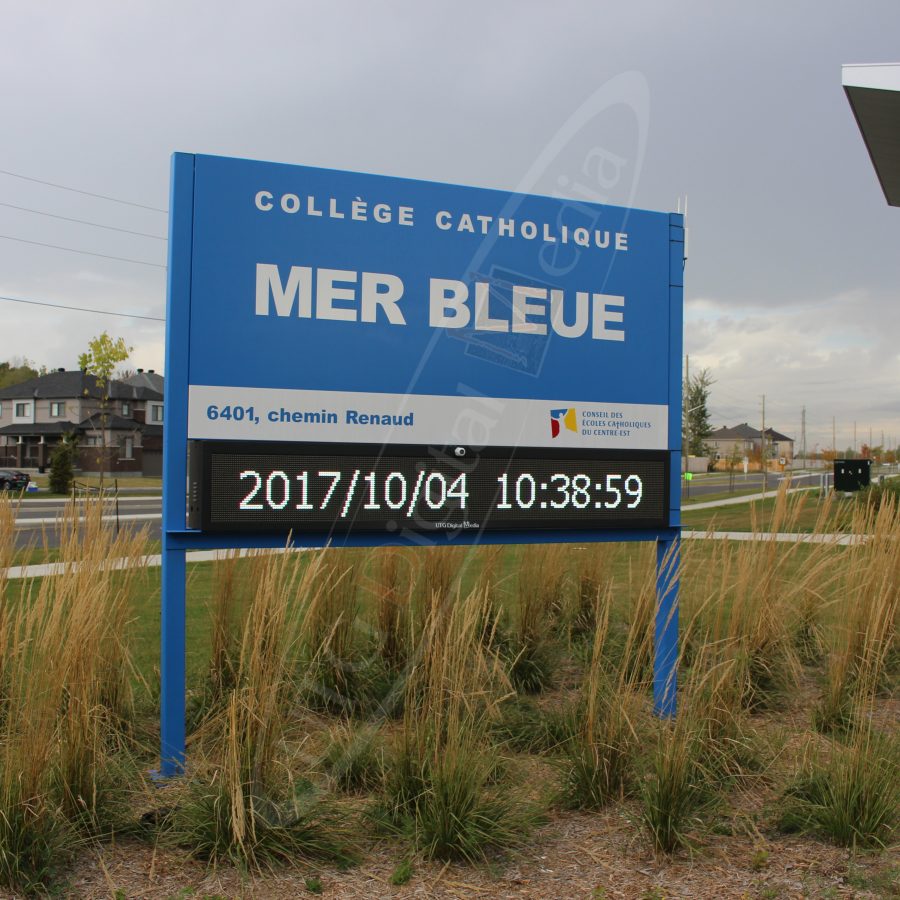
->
1, 0, 899, 448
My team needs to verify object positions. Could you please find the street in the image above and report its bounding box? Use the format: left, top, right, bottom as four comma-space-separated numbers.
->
681, 470, 828, 501
11, 495, 162, 550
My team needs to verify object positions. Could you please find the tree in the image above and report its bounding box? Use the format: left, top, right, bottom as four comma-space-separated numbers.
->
0, 358, 39, 388
726, 444, 743, 493
79, 332, 132, 489
48, 435, 76, 495
683, 368, 715, 457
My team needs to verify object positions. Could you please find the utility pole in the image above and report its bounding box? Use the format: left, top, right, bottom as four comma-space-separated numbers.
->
833, 416, 837, 459
761, 394, 766, 496
800, 406, 807, 466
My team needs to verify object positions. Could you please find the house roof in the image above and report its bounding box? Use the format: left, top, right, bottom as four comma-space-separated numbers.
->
0, 422, 76, 436
122, 370, 165, 394
0, 370, 98, 400
710, 423, 794, 442
710, 423, 760, 440
0, 370, 163, 401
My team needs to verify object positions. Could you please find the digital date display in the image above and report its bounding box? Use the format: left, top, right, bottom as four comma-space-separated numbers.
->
188, 442, 670, 534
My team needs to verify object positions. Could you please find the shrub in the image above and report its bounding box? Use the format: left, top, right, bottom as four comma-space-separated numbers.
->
48, 437, 76, 495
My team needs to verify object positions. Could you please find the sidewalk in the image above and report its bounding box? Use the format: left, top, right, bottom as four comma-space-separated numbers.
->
3, 524, 862, 582
682, 529, 860, 546
3, 547, 285, 581
683, 484, 819, 510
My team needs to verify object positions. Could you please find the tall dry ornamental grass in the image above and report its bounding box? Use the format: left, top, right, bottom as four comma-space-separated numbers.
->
816, 494, 900, 731
379, 585, 541, 861
299, 554, 366, 713
682, 484, 847, 713
0, 497, 150, 892
561, 583, 641, 809
374, 547, 413, 674
172, 548, 354, 869
507, 544, 567, 692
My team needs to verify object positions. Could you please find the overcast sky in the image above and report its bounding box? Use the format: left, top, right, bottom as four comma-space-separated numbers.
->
2, 1, 898, 452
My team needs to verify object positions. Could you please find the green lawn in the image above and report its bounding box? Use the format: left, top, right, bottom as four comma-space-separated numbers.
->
682, 493, 851, 532
681, 485, 779, 505
11, 540, 162, 568
26, 474, 162, 491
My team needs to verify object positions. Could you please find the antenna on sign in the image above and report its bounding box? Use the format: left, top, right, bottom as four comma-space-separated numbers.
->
675, 196, 689, 265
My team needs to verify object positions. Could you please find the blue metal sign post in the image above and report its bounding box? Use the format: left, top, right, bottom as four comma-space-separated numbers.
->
161, 153, 683, 775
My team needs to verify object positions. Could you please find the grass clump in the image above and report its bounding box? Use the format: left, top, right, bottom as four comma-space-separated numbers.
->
815, 497, 899, 733
638, 718, 716, 855
323, 722, 384, 794
300, 556, 368, 716
568, 544, 614, 639
560, 587, 639, 809
0, 500, 149, 892
505, 545, 566, 693
174, 764, 353, 870
777, 728, 899, 849
169, 550, 355, 870
187, 550, 252, 731
492, 697, 577, 755
373, 547, 413, 676
376, 586, 542, 861
389, 857, 413, 885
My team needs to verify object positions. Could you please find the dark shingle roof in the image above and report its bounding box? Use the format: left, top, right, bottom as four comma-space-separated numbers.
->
710, 423, 794, 442
0, 370, 98, 400
0, 422, 76, 436
0, 370, 162, 401
109, 381, 163, 401
122, 371, 164, 395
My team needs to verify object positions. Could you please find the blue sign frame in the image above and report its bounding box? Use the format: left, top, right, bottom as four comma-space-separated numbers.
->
161, 153, 683, 775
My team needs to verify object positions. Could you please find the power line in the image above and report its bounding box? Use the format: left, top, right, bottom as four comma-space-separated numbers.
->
0, 201, 166, 240
0, 233, 165, 268
0, 168, 167, 213
0, 292, 164, 322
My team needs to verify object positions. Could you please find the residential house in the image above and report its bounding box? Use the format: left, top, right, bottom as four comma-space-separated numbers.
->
0, 368, 164, 475
707, 423, 795, 468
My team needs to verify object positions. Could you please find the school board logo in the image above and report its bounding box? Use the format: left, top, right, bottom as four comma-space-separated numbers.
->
550, 407, 577, 438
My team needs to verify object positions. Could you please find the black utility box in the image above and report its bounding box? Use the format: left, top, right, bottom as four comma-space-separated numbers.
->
833, 458, 872, 492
